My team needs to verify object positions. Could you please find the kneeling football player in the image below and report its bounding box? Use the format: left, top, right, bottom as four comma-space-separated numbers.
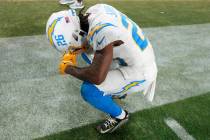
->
46, 4, 157, 133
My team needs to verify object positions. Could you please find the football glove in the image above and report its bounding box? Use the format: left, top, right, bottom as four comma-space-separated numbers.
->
59, 52, 77, 75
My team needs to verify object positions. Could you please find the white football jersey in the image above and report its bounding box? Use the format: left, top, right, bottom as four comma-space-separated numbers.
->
85, 4, 157, 81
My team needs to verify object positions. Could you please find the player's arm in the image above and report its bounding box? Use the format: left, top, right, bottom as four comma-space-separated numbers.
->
65, 42, 114, 85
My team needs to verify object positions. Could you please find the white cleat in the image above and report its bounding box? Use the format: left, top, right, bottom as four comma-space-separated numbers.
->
70, 1, 84, 9
59, 0, 75, 5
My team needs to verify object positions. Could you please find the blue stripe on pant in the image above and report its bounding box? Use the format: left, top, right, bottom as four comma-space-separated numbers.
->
81, 81, 122, 117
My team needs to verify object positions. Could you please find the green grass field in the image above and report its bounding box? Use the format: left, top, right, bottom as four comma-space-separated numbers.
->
36, 92, 210, 140
0, 0, 210, 140
0, 0, 210, 37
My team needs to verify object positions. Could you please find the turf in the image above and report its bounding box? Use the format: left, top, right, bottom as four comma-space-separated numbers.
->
36, 92, 210, 140
1, 0, 210, 37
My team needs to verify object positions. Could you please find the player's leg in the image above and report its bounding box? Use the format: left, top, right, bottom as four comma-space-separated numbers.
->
101, 62, 158, 102
95, 66, 157, 132
80, 70, 129, 133
80, 67, 156, 133
81, 81, 123, 119
97, 69, 153, 98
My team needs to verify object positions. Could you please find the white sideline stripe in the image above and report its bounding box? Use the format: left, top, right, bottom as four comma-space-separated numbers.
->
165, 118, 196, 140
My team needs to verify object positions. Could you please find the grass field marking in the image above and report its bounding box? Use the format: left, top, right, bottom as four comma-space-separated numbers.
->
165, 118, 196, 140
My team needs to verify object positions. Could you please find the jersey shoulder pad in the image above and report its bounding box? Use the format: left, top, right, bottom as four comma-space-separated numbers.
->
88, 23, 122, 51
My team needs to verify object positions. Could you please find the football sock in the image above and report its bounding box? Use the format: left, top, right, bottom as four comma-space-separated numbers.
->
116, 109, 126, 120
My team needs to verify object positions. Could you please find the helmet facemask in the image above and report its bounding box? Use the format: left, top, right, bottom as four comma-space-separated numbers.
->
68, 29, 87, 52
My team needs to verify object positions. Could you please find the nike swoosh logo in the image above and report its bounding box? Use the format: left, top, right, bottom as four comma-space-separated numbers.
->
97, 36, 105, 46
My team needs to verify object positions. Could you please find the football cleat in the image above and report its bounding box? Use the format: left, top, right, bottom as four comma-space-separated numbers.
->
96, 110, 129, 134
70, 1, 84, 9
59, 0, 75, 5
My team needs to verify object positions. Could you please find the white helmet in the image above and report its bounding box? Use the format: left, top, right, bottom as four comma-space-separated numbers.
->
46, 10, 85, 52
